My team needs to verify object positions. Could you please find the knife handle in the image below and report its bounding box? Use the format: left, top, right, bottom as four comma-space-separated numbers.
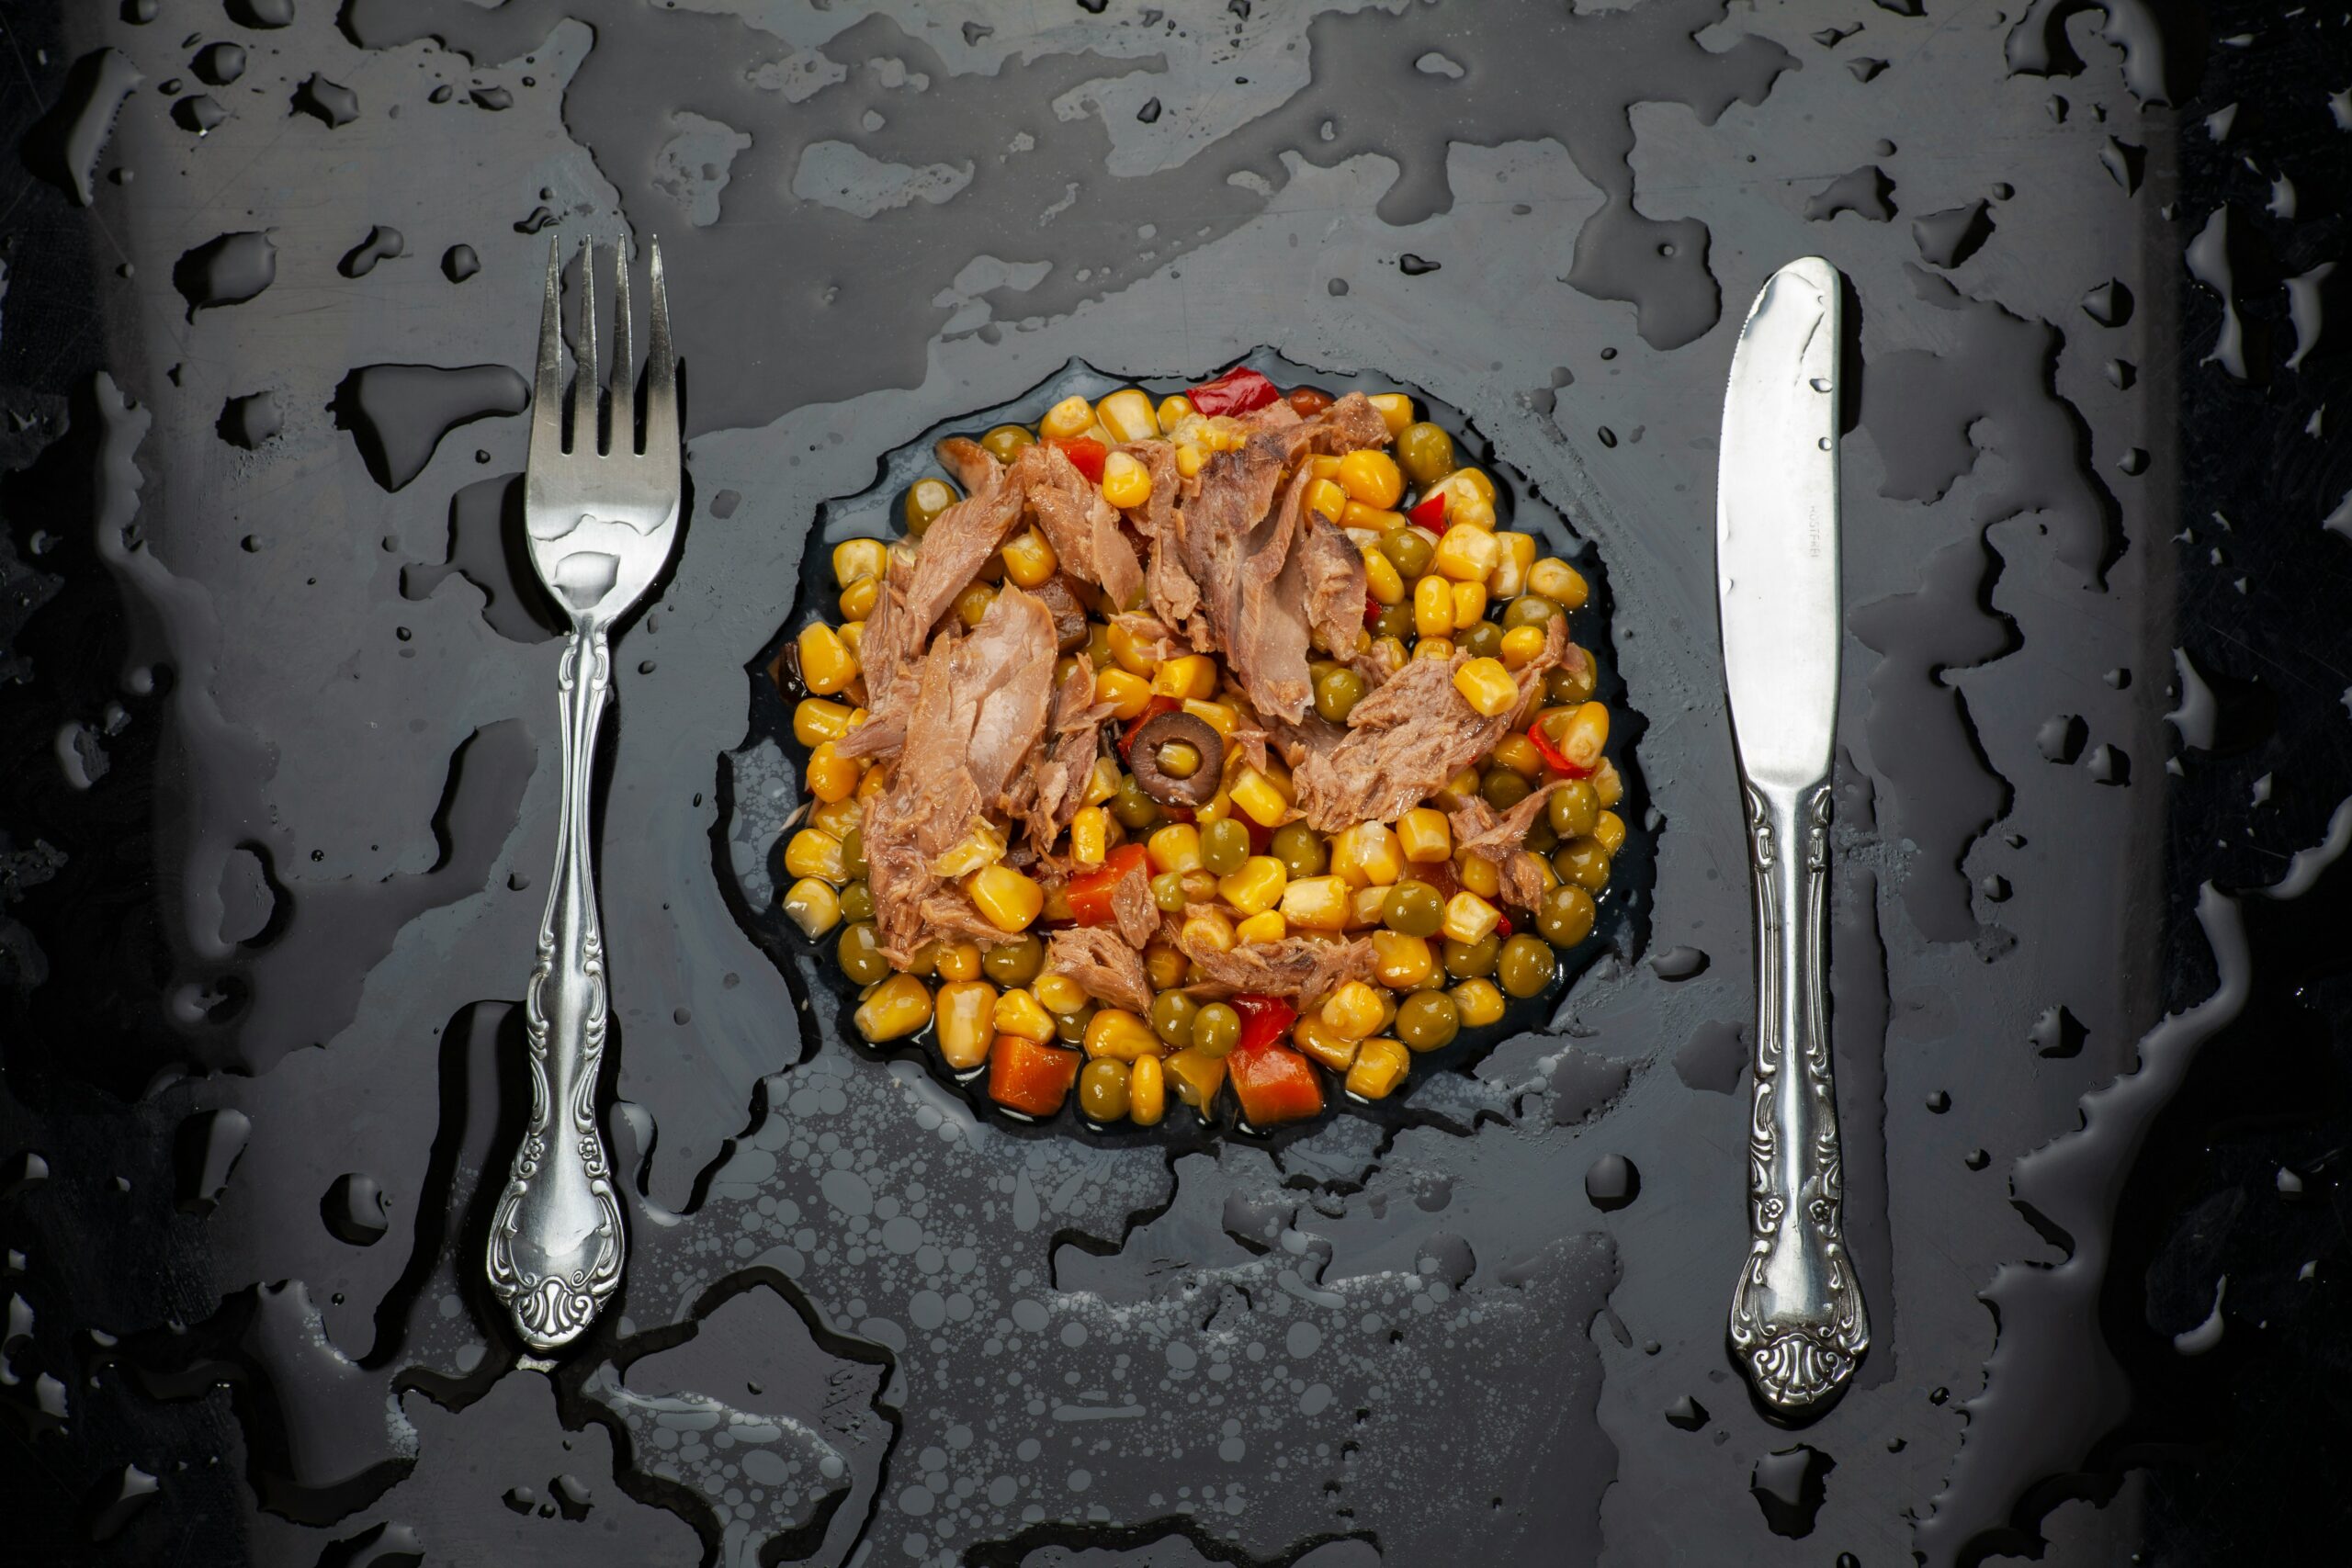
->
1726, 777, 1869, 1416
485, 625, 628, 1351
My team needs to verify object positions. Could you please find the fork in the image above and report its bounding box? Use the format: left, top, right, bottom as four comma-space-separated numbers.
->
484, 235, 682, 1353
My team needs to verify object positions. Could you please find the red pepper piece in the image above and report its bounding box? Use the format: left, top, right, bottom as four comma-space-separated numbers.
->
1187, 367, 1281, 418
1116, 695, 1181, 759
1363, 590, 1384, 628
1527, 720, 1594, 780
1244, 816, 1274, 856
1065, 842, 1150, 926
1228, 1041, 1325, 1126
1495, 910, 1514, 938
1229, 994, 1298, 1055
1051, 435, 1108, 483
1408, 491, 1448, 533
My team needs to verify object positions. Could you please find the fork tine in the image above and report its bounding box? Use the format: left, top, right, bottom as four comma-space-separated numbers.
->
571, 238, 599, 455
530, 234, 564, 465
644, 237, 678, 461
611, 236, 636, 456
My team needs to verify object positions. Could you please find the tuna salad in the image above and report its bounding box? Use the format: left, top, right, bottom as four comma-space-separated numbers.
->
773, 367, 1625, 1130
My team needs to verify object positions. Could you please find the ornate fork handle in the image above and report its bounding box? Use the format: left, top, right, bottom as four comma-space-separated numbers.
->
1726, 778, 1869, 1416
486, 623, 628, 1351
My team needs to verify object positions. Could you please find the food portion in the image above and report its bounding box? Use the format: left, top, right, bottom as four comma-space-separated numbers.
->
775, 367, 1627, 1129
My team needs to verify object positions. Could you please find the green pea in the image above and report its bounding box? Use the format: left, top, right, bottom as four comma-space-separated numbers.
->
1482, 768, 1532, 811
1554, 836, 1611, 892
1497, 933, 1556, 998
1501, 594, 1562, 631
1395, 991, 1461, 1052
1056, 1001, 1096, 1044
838, 826, 868, 880
1200, 818, 1250, 875
1537, 884, 1597, 947
979, 424, 1036, 466
1190, 1001, 1241, 1057
1079, 1058, 1131, 1121
1151, 871, 1188, 913
1271, 823, 1328, 878
903, 476, 959, 536
1546, 780, 1600, 840
1396, 422, 1457, 488
1370, 601, 1415, 641
903, 941, 940, 977
1524, 816, 1559, 854
1442, 932, 1500, 979
1112, 774, 1161, 831
1545, 658, 1596, 706
837, 921, 889, 985
1378, 527, 1435, 581
1150, 989, 1200, 1047
1383, 880, 1443, 939
1457, 621, 1502, 660
838, 880, 875, 923
1315, 667, 1369, 725
982, 936, 1044, 987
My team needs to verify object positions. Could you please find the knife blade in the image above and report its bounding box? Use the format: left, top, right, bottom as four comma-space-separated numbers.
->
1715, 256, 1870, 1419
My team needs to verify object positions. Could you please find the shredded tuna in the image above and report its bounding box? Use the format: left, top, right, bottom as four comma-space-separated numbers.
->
1123, 441, 1213, 646
897, 436, 1032, 657
838, 547, 920, 751
1113, 860, 1159, 949
1032, 571, 1092, 651
1011, 663, 1114, 852
1043, 927, 1155, 1016
1029, 440, 1145, 609
1449, 781, 1569, 908
1174, 919, 1377, 1003
1296, 511, 1368, 659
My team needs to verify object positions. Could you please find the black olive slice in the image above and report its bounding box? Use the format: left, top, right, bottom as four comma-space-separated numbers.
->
1127, 711, 1224, 807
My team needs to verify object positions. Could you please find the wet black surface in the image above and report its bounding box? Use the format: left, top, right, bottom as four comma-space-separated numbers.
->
2, 2, 2347, 1565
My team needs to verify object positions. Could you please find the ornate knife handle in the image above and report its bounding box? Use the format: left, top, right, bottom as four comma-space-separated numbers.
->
486, 626, 627, 1351
1726, 778, 1868, 1416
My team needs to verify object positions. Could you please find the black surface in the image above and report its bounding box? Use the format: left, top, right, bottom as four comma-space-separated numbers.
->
1, 2, 2346, 1565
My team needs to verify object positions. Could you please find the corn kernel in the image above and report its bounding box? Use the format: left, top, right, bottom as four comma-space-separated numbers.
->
1396, 807, 1452, 863
1083, 757, 1122, 807
1341, 500, 1405, 534
1128, 1054, 1167, 1124
1491, 733, 1544, 779
1368, 392, 1414, 434
1499, 625, 1550, 670
1441, 890, 1501, 943
838, 620, 866, 659
1104, 620, 1155, 677
1338, 449, 1405, 509
1490, 532, 1537, 598
1413, 637, 1454, 661
1592, 756, 1625, 808
1155, 393, 1195, 431
1095, 668, 1153, 719
837, 575, 880, 622
1152, 654, 1216, 700
1321, 980, 1386, 1041
1329, 821, 1405, 887
1433, 525, 1501, 582
1203, 415, 1247, 452
794, 698, 855, 747
1217, 855, 1288, 917
967, 865, 1044, 931
833, 537, 887, 587
1453, 657, 1519, 718
1101, 449, 1153, 510
805, 741, 861, 804
1346, 1036, 1410, 1099
1371, 930, 1434, 988
1451, 581, 1488, 629
1040, 394, 1093, 439
1413, 574, 1454, 639
1175, 442, 1206, 479
858, 765, 891, 800
953, 581, 996, 629
781, 877, 842, 938
1435, 768, 1483, 808
1456, 852, 1501, 899
785, 829, 845, 884
1194, 786, 1234, 827
1095, 388, 1159, 444
1307, 478, 1349, 525
930, 822, 1006, 879
1084, 1007, 1163, 1061
1292, 1017, 1360, 1072
1139, 943, 1184, 992
1530, 556, 1589, 610
1000, 525, 1058, 588
992, 987, 1057, 1043
1557, 701, 1610, 770
1432, 472, 1497, 530
1594, 809, 1627, 856
1228, 768, 1290, 829
1182, 908, 1238, 954
1363, 547, 1406, 605
854, 973, 933, 1043
1164, 1047, 1227, 1111
1069, 806, 1109, 867
1147, 823, 1204, 875
1279, 874, 1351, 931
1033, 973, 1088, 1015
1452, 977, 1507, 1028
1180, 698, 1237, 738
1235, 908, 1288, 945
934, 980, 998, 1069
933, 942, 982, 983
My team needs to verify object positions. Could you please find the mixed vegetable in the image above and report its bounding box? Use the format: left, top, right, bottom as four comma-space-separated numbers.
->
771, 367, 1625, 1131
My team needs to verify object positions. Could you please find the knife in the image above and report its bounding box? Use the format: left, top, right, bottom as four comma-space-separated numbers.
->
1716, 256, 1869, 1418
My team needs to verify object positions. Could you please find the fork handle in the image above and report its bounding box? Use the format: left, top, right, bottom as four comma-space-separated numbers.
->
1725, 778, 1869, 1416
486, 624, 627, 1351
